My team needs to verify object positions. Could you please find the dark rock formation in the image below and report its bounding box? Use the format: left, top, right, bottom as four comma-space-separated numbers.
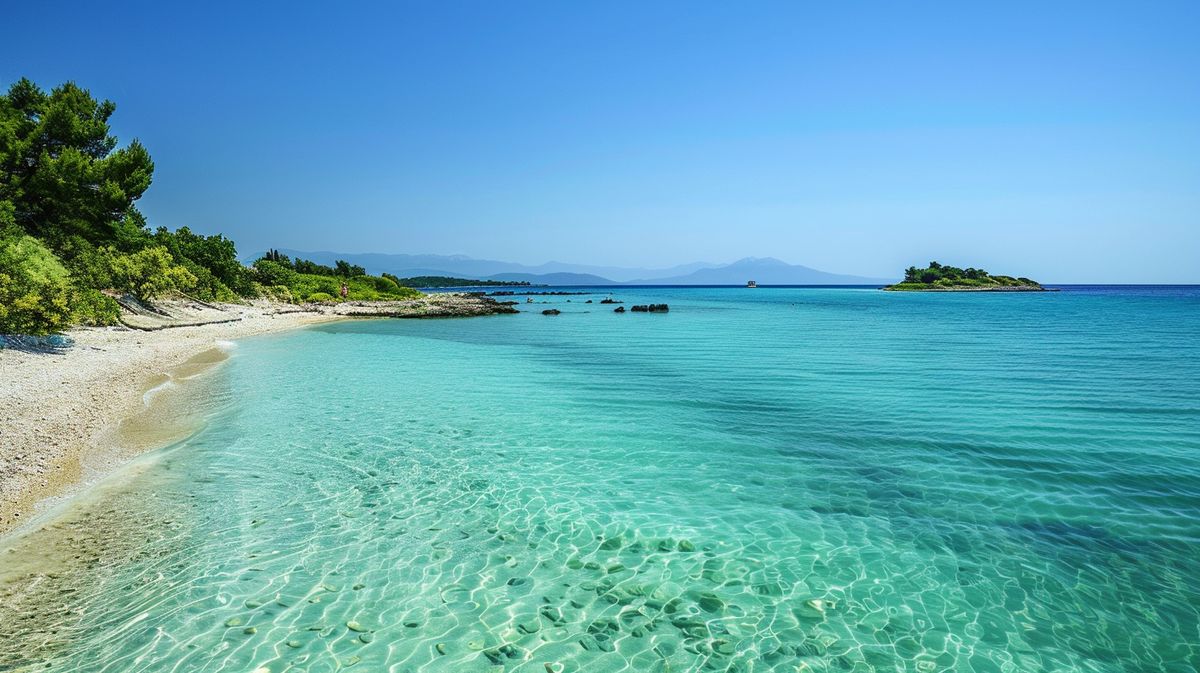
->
542, 309, 561, 315
613, 306, 626, 313
630, 304, 669, 313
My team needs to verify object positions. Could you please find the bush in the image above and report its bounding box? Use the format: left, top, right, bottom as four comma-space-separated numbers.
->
257, 284, 293, 303
178, 257, 238, 302
251, 259, 299, 287
153, 226, 254, 296
107, 246, 197, 299
0, 231, 74, 335
305, 292, 335, 302
71, 288, 120, 325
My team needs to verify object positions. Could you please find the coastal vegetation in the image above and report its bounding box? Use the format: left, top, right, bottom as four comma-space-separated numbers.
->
0, 77, 419, 335
381, 275, 531, 288
884, 262, 1044, 291
252, 250, 419, 303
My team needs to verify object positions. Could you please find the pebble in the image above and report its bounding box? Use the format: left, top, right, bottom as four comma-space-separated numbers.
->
358, 633, 373, 644
346, 620, 367, 632
224, 617, 243, 627
435, 642, 447, 655
243, 627, 257, 635
286, 639, 302, 648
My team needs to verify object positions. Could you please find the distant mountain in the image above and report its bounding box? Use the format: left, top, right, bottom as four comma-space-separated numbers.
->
636, 257, 890, 285
488, 272, 618, 285
252, 249, 717, 282
251, 249, 890, 286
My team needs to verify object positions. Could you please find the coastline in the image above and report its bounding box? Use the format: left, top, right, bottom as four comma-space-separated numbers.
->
882, 285, 1049, 292
0, 293, 515, 537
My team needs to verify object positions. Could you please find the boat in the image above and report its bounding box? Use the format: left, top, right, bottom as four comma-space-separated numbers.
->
747, 280, 757, 288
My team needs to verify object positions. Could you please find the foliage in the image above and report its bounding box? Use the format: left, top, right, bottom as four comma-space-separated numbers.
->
153, 226, 253, 296
305, 292, 335, 302
256, 284, 294, 303
891, 262, 1041, 290
0, 79, 154, 250
384, 274, 531, 288
250, 259, 300, 287
259, 250, 365, 278
0, 77, 425, 334
107, 245, 197, 299
0, 229, 74, 334
335, 260, 366, 277
251, 254, 420, 303
70, 287, 120, 325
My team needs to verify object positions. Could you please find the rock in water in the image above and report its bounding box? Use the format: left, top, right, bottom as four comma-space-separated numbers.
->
614, 306, 626, 313
542, 309, 561, 315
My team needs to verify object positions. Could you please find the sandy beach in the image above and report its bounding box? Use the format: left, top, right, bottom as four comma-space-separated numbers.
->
0, 303, 331, 536
0, 294, 516, 537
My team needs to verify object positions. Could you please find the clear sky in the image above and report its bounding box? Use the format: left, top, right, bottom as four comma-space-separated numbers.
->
3, 1, 1198, 282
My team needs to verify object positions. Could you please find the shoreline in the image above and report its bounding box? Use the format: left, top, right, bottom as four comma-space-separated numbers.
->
0, 293, 515, 537
881, 285, 1049, 292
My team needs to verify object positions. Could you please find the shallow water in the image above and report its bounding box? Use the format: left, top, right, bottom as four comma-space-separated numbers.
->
3, 286, 1199, 672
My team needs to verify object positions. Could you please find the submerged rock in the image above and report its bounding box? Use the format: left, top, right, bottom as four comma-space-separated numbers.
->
542, 309, 561, 315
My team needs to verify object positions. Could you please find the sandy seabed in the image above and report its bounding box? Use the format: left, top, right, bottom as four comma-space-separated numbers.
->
0, 302, 344, 537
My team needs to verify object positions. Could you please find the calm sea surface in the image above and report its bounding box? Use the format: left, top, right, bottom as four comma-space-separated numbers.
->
3, 286, 1199, 672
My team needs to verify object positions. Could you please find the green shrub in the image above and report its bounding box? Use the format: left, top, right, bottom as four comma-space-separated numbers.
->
0, 231, 74, 335
178, 257, 237, 302
71, 288, 120, 325
107, 245, 197, 299
305, 292, 335, 302
251, 259, 299, 287
257, 284, 293, 303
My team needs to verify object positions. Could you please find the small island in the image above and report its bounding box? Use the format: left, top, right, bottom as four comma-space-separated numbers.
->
884, 262, 1045, 291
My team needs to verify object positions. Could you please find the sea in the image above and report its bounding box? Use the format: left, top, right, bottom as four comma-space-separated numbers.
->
2, 285, 1198, 672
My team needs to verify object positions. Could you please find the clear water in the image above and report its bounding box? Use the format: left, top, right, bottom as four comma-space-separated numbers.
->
3, 286, 1199, 672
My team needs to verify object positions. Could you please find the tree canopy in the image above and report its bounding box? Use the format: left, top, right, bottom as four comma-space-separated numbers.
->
0, 77, 421, 335
888, 262, 1042, 291
1, 79, 153, 250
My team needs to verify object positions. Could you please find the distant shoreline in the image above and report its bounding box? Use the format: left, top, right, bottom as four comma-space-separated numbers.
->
883, 285, 1051, 292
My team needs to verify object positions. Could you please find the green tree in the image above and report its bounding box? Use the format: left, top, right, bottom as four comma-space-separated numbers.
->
0, 79, 154, 252
335, 260, 366, 277
153, 226, 253, 296
0, 227, 73, 334
107, 246, 197, 299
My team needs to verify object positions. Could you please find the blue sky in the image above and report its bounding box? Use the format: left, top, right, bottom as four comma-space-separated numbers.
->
3, 1, 1198, 282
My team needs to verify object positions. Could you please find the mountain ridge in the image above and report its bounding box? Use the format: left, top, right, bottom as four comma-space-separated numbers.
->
252, 249, 892, 286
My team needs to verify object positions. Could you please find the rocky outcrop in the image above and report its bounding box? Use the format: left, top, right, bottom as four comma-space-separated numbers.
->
327, 293, 519, 318
542, 309, 561, 315
630, 304, 669, 313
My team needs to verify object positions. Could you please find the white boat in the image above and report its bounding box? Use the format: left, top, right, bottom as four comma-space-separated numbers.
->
747, 280, 757, 288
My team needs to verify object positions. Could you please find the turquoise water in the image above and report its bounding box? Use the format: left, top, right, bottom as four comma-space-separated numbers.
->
4, 286, 1200, 672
